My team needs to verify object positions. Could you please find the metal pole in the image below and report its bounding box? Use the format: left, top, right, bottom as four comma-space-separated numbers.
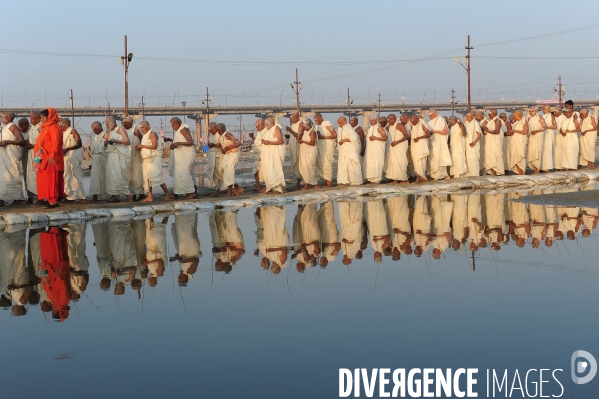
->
124, 35, 129, 117
377, 93, 381, 118
451, 89, 455, 116
70, 89, 75, 127
558, 75, 562, 108
295, 68, 300, 115
347, 88, 350, 118
206, 87, 210, 139
466, 35, 473, 112
141, 95, 145, 120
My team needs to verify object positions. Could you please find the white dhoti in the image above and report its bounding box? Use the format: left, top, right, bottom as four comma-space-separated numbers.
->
527, 116, 544, 170
410, 121, 430, 178
541, 113, 555, 171
207, 132, 223, 188
559, 117, 580, 170
105, 128, 131, 196
484, 133, 505, 175
127, 125, 144, 195
384, 124, 409, 181
508, 119, 528, 173
0, 123, 24, 201
449, 124, 467, 178
579, 116, 597, 166
168, 124, 196, 194
338, 201, 364, 261
140, 130, 164, 191
89, 133, 108, 199
428, 134, 452, 180
62, 128, 86, 200
260, 126, 286, 193
298, 129, 318, 185
260, 206, 289, 267
24, 125, 39, 195
315, 120, 335, 182
337, 125, 363, 185
363, 124, 386, 183
464, 120, 481, 177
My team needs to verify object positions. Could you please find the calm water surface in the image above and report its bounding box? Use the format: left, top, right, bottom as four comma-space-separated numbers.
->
1, 189, 599, 398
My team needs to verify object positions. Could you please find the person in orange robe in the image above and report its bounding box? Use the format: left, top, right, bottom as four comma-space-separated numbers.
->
33, 108, 66, 208
39, 227, 71, 322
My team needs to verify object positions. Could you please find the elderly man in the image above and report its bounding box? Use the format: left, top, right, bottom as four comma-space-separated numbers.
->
0, 112, 26, 206
464, 112, 482, 177
507, 110, 529, 175
336, 116, 362, 186
122, 117, 144, 201
17, 118, 39, 202
59, 118, 86, 204
448, 116, 467, 178
314, 113, 336, 187
499, 112, 512, 171
481, 109, 504, 176
167, 117, 196, 200
558, 108, 580, 171
260, 117, 286, 193
526, 108, 547, 174
297, 119, 319, 190
285, 111, 304, 189
579, 109, 597, 169
218, 123, 242, 196
399, 113, 415, 180
554, 108, 567, 171
135, 121, 171, 202
540, 105, 557, 172
363, 114, 388, 183
384, 113, 409, 183
349, 116, 365, 159
410, 115, 430, 183
206, 122, 223, 196
104, 116, 132, 203
427, 108, 451, 180
89, 121, 108, 202
474, 111, 487, 172
250, 119, 266, 191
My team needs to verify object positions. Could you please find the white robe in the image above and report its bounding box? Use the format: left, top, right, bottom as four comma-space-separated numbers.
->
386, 195, 412, 253
527, 115, 544, 170
251, 128, 266, 177
140, 130, 164, 191
483, 117, 505, 175
449, 124, 467, 178
315, 120, 335, 181
24, 125, 39, 194
317, 202, 339, 263
365, 200, 389, 253
451, 194, 468, 246
554, 114, 567, 169
579, 116, 597, 166
289, 119, 302, 177
541, 113, 556, 171
384, 123, 409, 181
89, 132, 108, 199
298, 128, 318, 185
463, 120, 481, 177
62, 127, 86, 200
410, 120, 430, 178
559, 116, 580, 170
168, 123, 196, 194
172, 213, 201, 276
126, 125, 144, 195
145, 218, 168, 275
430, 195, 453, 253
0, 123, 24, 201
412, 196, 432, 251
363, 124, 386, 182
428, 116, 451, 180
336, 124, 362, 185
105, 127, 131, 196
508, 119, 528, 173
260, 206, 289, 268
218, 132, 239, 190
500, 120, 509, 171
260, 126, 286, 193
207, 132, 222, 188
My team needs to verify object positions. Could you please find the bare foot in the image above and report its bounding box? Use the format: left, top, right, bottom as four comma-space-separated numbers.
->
184, 193, 197, 200
141, 197, 153, 203
301, 184, 309, 190
73, 199, 87, 204
443, 176, 451, 180
323, 182, 333, 187
259, 188, 267, 194
162, 194, 173, 202
210, 192, 221, 197
235, 187, 244, 196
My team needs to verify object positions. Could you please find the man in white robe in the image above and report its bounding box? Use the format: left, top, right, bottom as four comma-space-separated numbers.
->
285, 111, 304, 190
362, 114, 388, 183
540, 105, 557, 172
17, 118, 39, 202
104, 116, 132, 203
499, 113, 512, 171
558, 109, 580, 170
59, 118, 87, 203
218, 123, 243, 196
89, 121, 109, 202
463, 112, 482, 177
166, 117, 196, 200
136, 121, 171, 202
507, 110, 529, 175
481, 109, 505, 176
0, 112, 26, 206
410, 115, 431, 183
260, 117, 286, 194
427, 109, 452, 180
122, 117, 144, 200
578, 109, 597, 169
336, 117, 362, 186
314, 113, 336, 187
297, 119, 319, 189
349, 116, 366, 160
554, 108, 567, 170
400, 114, 416, 179
448, 116, 467, 178
384, 113, 409, 183
206, 122, 223, 196
526, 108, 547, 174
251, 119, 266, 191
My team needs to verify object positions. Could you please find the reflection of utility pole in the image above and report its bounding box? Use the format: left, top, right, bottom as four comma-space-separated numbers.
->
471, 250, 476, 271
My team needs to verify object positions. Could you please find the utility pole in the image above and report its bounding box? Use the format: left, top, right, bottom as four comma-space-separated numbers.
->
466, 35, 473, 112
141, 95, 145, 120
450, 89, 456, 116
558, 75, 562, 107
205, 87, 211, 133
377, 93, 382, 118
294, 68, 301, 115
69, 89, 75, 127
347, 88, 351, 118
121, 35, 133, 117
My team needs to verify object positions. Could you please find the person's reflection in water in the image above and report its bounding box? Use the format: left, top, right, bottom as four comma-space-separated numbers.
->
528, 191, 548, 249
338, 201, 364, 265
62, 223, 89, 300
365, 199, 390, 263
130, 219, 147, 296
39, 226, 70, 322
171, 213, 201, 286
257, 206, 289, 275
108, 220, 137, 293
413, 196, 433, 257
210, 210, 245, 273
91, 223, 113, 291
450, 194, 468, 251
385, 195, 412, 261
0, 225, 37, 316
484, 193, 506, 251
142, 216, 168, 288
467, 193, 483, 253
508, 192, 531, 248
294, 204, 320, 273
317, 202, 340, 267
430, 194, 453, 260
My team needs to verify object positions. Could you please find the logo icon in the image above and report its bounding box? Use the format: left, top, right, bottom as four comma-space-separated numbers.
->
571, 350, 597, 384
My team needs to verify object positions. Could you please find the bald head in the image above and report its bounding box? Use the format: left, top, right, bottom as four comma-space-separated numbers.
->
91, 121, 103, 134
264, 117, 275, 128
489, 109, 498, 117
17, 118, 29, 132
337, 116, 347, 127
255, 119, 264, 131
581, 109, 589, 117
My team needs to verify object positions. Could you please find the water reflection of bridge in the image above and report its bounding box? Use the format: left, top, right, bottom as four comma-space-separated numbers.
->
1, 189, 598, 320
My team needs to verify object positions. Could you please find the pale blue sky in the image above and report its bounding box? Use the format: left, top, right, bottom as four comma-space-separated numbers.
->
3, 0, 599, 112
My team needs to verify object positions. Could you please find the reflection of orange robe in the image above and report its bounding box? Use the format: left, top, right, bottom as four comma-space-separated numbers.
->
40, 227, 70, 322
34, 108, 65, 203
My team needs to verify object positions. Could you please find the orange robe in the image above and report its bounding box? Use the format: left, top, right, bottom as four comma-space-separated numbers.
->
40, 227, 71, 322
33, 108, 66, 204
